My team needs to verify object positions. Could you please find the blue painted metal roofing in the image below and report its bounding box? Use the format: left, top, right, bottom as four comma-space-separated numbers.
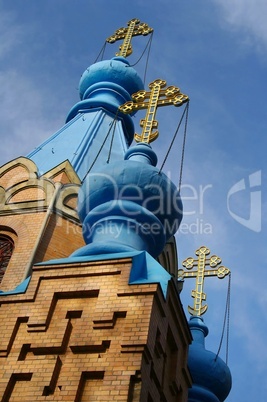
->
27, 57, 144, 180
27, 109, 129, 180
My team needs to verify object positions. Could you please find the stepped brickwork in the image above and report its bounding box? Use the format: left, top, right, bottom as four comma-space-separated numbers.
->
0, 257, 191, 401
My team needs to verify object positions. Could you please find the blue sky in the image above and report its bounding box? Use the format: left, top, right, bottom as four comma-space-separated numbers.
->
0, 1, 266, 400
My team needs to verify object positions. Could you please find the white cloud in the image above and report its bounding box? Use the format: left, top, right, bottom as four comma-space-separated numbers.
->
0, 9, 22, 60
214, 0, 267, 52
0, 7, 67, 166
0, 68, 63, 166
229, 268, 267, 369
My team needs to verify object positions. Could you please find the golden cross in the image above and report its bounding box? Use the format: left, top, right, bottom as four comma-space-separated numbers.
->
106, 18, 153, 58
178, 246, 230, 316
119, 79, 189, 143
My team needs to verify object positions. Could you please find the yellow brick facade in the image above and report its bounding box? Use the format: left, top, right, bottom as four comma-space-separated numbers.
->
0, 258, 191, 401
0, 157, 84, 292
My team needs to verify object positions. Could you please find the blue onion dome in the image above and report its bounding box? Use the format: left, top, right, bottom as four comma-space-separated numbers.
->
78, 145, 183, 239
66, 57, 144, 141
76, 144, 183, 258
188, 316, 232, 402
79, 56, 144, 101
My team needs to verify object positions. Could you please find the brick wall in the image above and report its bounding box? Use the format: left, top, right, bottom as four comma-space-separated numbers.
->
0, 258, 191, 401
0, 156, 84, 292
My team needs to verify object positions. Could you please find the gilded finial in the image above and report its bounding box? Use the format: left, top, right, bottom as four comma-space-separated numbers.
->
178, 246, 230, 316
119, 79, 189, 144
106, 18, 153, 58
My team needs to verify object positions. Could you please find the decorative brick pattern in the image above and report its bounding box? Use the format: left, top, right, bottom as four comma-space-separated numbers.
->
0, 258, 191, 401
0, 158, 37, 189
0, 157, 84, 291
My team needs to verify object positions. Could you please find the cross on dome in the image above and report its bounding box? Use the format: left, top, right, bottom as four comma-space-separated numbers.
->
119, 79, 189, 144
106, 18, 153, 57
178, 246, 230, 316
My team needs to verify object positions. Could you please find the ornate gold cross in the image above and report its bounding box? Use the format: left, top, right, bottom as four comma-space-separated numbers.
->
178, 246, 230, 316
106, 18, 153, 58
119, 79, 189, 143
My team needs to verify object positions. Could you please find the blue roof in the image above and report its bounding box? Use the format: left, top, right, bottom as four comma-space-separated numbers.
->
27, 109, 129, 180
27, 57, 144, 179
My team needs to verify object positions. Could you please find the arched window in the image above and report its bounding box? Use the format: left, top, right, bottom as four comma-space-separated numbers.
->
0, 235, 14, 284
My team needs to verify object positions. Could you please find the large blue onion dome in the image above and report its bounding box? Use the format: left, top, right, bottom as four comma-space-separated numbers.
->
188, 316, 232, 402
79, 56, 144, 101
74, 143, 183, 259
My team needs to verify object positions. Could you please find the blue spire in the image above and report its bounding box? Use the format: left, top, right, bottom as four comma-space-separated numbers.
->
188, 316, 232, 402
27, 57, 144, 179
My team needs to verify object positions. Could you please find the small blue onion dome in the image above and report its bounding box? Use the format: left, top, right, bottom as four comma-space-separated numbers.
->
66, 57, 143, 140
79, 57, 144, 100
188, 316, 232, 402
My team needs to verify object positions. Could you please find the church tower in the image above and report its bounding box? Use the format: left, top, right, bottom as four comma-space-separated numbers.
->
0, 18, 231, 401
0, 19, 192, 401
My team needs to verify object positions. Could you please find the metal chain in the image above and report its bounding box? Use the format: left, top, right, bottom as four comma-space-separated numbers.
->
94, 41, 107, 63
215, 273, 231, 364
159, 101, 189, 176
81, 109, 119, 183
106, 113, 118, 164
127, 32, 153, 87
178, 101, 190, 192
225, 273, 231, 365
